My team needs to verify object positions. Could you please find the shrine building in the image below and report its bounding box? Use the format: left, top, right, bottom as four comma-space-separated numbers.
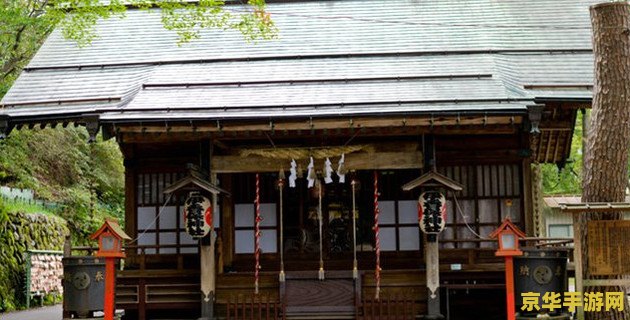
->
0, 0, 597, 319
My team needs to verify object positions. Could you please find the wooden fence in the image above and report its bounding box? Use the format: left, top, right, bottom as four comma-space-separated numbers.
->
357, 294, 420, 320
225, 294, 285, 320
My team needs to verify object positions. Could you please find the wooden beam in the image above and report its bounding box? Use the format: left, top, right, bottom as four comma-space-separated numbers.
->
116, 115, 523, 134
211, 151, 422, 173
119, 125, 519, 143
226, 141, 420, 156
552, 131, 562, 163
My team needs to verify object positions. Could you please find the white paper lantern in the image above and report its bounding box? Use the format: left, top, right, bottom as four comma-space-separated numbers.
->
183, 192, 213, 239
418, 191, 447, 234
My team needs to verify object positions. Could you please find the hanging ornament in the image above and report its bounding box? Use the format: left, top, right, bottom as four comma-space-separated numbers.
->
307, 157, 316, 188
337, 154, 347, 183
351, 177, 358, 280
418, 191, 447, 234
277, 172, 286, 282
254, 174, 262, 294
373, 171, 381, 300
316, 179, 325, 280
289, 159, 297, 188
324, 157, 333, 184
183, 192, 213, 239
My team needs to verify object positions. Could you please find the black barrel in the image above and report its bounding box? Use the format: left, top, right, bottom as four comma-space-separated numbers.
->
62, 256, 106, 318
513, 247, 569, 317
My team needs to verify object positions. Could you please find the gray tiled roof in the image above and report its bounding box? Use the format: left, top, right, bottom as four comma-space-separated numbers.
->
1, 0, 597, 123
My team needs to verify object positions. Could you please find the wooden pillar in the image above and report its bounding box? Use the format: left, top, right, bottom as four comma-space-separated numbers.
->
138, 278, 146, 320
522, 159, 534, 236
122, 144, 138, 267
221, 174, 234, 269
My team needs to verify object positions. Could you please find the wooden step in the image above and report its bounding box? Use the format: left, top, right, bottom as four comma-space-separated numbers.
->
285, 312, 356, 320
286, 315, 355, 320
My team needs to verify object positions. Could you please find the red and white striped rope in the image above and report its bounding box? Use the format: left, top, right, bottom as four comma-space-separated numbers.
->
254, 173, 262, 294
373, 171, 381, 300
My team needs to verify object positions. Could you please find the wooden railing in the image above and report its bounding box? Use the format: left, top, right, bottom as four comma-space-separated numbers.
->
357, 294, 421, 320
225, 294, 285, 320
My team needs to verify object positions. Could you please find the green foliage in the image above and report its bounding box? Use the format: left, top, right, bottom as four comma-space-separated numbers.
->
0, 198, 55, 216
0, 127, 125, 245
1, 0, 276, 95
157, 0, 277, 45
0, 0, 56, 97
45, 0, 277, 46
0, 202, 69, 312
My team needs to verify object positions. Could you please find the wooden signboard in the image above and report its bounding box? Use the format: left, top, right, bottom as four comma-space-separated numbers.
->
587, 220, 630, 276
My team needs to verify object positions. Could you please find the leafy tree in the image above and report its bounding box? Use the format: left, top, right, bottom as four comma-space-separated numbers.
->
1, 0, 56, 96
1, 0, 275, 95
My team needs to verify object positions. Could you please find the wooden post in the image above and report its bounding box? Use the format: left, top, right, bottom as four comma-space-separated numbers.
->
104, 258, 116, 320
572, 212, 585, 320
200, 238, 215, 319
425, 237, 443, 319
200, 146, 217, 320
490, 219, 524, 320
522, 159, 534, 237
221, 174, 234, 270
504, 256, 516, 320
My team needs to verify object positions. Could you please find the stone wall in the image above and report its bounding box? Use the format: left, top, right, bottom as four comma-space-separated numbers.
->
0, 209, 68, 311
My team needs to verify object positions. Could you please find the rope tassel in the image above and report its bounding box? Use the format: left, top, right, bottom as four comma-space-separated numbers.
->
317, 179, 325, 280
254, 173, 262, 294
373, 171, 381, 300
278, 171, 286, 283
351, 178, 358, 280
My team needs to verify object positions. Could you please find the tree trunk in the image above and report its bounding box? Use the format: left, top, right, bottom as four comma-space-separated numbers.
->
583, 3, 630, 320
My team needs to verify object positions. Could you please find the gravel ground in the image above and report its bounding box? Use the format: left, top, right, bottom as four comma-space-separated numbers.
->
0, 304, 62, 320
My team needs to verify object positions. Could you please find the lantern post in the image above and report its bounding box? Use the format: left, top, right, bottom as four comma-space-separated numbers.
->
402, 169, 463, 320
162, 164, 228, 320
489, 218, 525, 320
90, 219, 130, 320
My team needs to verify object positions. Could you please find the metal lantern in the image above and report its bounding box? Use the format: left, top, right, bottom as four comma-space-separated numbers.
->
183, 192, 213, 239
418, 191, 447, 234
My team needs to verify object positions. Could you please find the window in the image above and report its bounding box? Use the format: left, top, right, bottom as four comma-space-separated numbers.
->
234, 203, 278, 254
437, 164, 524, 249
135, 172, 221, 255
232, 173, 279, 256
378, 200, 420, 251
549, 224, 573, 238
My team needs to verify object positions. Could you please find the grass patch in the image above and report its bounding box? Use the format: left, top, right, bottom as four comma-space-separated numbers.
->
1, 197, 55, 216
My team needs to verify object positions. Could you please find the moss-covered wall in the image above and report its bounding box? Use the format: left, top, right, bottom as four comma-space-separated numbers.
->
0, 206, 69, 312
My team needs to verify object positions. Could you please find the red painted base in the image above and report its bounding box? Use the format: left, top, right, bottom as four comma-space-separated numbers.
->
505, 256, 516, 320
104, 258, 116, 320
